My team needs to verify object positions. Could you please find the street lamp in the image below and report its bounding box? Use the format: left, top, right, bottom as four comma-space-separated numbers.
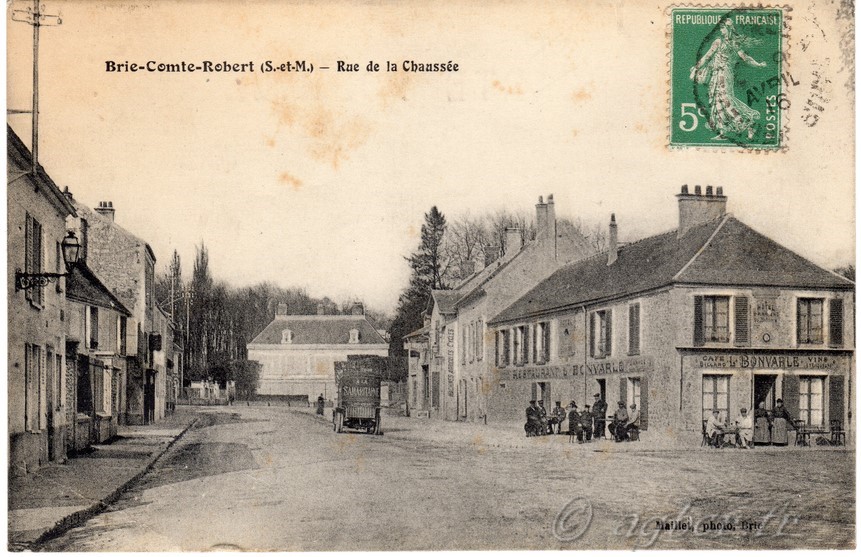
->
15, 230, 81, 290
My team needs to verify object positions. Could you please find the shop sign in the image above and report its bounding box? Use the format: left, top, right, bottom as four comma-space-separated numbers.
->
498, 356, 654, 381
446, 328, 455, 396
691, 353, 841, 370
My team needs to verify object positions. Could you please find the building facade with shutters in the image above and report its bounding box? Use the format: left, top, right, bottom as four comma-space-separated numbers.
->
406, 195, 594, 422
248, 303, 389, 403
7, 126, 78, 476
488, 187, 854, 445
68, 199, 166, 425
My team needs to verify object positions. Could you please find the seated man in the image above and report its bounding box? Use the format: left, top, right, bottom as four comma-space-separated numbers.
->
736, 407, 753, 448
525, 400, 541, 437
706, 409, 726, 448
549, 401, 567, 434
611, 401, 629, 442
626, 403, 640, 440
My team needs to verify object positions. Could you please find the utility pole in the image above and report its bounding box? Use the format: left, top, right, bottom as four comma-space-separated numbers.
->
10, 1, 62, 174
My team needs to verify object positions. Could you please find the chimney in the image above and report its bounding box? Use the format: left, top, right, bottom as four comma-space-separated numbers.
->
484, 245, 500, 266
351, 302, 364, 315
607, 213, 618, 265
63, 186, 73, 202
459, 259, 476, 278
504, 228, 523, 256
317, 303, 325, 315
276, 303, 289, 316
95, 201, 115, 222
677, 185, 727, 237
535, 193, 557, 241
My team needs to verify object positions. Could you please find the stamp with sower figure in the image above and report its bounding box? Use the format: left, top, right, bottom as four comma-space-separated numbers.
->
670, 7, 785, 149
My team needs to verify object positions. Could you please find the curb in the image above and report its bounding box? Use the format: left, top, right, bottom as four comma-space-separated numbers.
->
22, 417, 200, 549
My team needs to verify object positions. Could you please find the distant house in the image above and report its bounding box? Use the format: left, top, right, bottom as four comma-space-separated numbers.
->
7, 126, 77, 475
247, 303, 388, 402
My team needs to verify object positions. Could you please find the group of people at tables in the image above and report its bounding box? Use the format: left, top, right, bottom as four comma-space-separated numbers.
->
705, 399, 794, 448
525, 394, 640, 442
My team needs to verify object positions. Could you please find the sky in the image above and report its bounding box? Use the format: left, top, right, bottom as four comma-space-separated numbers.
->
6, 1, 855, 315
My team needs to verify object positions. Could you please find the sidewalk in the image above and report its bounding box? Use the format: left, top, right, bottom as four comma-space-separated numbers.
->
296, 407, 852, 454
7, 409, 199, 549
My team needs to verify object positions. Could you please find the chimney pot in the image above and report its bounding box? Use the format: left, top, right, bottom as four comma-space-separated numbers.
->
681, 184, 689, 195
547, 193, 554, 203
608, 213, 619, 265
716, 186, 723, 196
705, 186, 713, 196
95, 201, 116, 222
694, 185, 701, 195
538, 195, 543, 204
63, 186, 73, 201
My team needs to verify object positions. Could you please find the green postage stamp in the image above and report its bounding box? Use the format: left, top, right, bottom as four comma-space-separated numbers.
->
670, 7, 784, 149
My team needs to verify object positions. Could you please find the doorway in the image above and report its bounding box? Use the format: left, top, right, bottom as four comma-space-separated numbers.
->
46, 349, 55, 461
595, 378, 607, 403
754, 374, 778, 411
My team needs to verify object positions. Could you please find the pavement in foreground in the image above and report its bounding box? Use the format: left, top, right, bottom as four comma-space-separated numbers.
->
30, 405, 855, 551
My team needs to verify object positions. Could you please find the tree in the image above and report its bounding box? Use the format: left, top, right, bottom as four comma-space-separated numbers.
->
834, 264, 855, 282
231, 360, 261, 400
389, 207, 450, 366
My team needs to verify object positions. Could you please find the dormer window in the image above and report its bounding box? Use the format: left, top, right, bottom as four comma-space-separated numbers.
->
281, 329, 293, 344
349, 328, 360, 344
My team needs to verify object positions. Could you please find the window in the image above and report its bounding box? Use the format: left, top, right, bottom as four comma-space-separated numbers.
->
702, 296, 730, 342
799, 376, 825, 426
514, 326, 528, 365
627, 377, 641, 410
534, 322, 550, 363
702, 375, 730, 421
118, 316, 128, 355
86, 306, 99, 350
93, 364, 112, 415
469, 322, 475, 363
461, 326, 467, 365
281, 329, 293, 344
56, 353, 64, 409
797, 298, 824, 344
477, 319, 484, 361
348, 328, 359, 344
496, 330, 511, 367
590, 310, 612, 358
829, 299, 844, 347
628, 304, 640, 355
25, 344, 43, 432
24, 213, 44, 306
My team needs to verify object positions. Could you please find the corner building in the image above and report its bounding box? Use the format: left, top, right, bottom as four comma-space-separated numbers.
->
488, 187, 854, 445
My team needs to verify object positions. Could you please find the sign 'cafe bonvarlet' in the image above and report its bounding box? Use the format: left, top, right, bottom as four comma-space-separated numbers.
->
410, 186, 855, 446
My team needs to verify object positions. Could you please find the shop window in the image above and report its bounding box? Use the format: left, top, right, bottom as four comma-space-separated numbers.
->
829, 299, 844, 347
702, 375, 730, 421
797, 298, 824, 344
590, 310, 612, 358
628, 304, 640, 355
799, 376, 824, 426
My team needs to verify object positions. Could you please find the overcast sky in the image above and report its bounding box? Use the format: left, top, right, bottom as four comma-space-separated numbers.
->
7, 1, 855, 315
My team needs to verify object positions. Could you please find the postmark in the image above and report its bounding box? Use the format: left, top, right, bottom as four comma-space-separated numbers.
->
670, 7, 785, 149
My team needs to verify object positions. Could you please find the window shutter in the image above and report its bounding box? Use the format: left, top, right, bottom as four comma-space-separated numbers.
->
25, 213, 33, 303
494, 331, 500, 367
796, 300, 806, 344
640, 376, 648, 431
693, 296, 704, 346
829, 376, 844, 425
589, 313, 596, 358
543, 322, 551, 361
734, 296, 750, 346
628, 304, 640, 355
35, 220, 43, 306
126, 319, 139, 357
829, 299, 844, 347
605, 311, 612, 357
619, 377, 627, 409
531, 324, 537, 362
531, 382, 537, 401
782, 374, 800, 422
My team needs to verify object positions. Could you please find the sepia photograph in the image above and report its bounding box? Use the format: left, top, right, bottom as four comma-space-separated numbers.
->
5, 0, 856, 551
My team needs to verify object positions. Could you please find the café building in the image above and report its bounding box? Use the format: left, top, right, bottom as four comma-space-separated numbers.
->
487, 186, 854, 444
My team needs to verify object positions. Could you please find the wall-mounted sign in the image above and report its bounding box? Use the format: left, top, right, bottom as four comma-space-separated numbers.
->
498, 356, 655, 382
446, 328, 455, 397
754, 299, 779, 323
691, 353, 841, 370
